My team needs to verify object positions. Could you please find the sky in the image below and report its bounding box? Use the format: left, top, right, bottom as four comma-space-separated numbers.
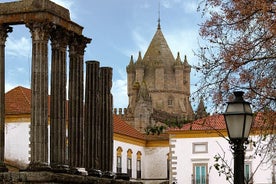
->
1, 0, 203, 110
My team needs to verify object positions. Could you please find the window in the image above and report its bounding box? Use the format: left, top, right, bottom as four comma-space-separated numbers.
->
193, 163, 208, 184
116, 156, 122, 173
127, 158, 132, 177
137, 160, 141, 179
136, 151, 142, 179
244, 162, 252, 183
193, 142, 208, 154
168, 97, 173, 106
116, 147, 123, 173
127, 149, 133, 178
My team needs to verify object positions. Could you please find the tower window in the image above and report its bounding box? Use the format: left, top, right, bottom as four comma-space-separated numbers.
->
168, 98, 173, 106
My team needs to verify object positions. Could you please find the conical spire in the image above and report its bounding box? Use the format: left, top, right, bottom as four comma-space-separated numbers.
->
184, 55, 188, 65
126, 55, 135, 72
136, 51, 143, 65
196, 97, 208, 119
143, 26, 175, 67
175, 52, 182, 65
157, 1, 161, 30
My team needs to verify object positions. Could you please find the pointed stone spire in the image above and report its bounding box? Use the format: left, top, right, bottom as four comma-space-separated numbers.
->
184, 55, 189, 66
143, 26, 175, 67
196, 97, 208, 119
126, 55, 135, 72
136, 51, 143, 65
175, 52, 182, 65
157, 1, 161, 30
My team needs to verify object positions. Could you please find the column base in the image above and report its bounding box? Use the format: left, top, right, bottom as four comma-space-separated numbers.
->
27, 162, 52, 171
0, 162, 8, 172
51, 163, 70, 173
87, 168, 102, 177
68, 167, 87, 175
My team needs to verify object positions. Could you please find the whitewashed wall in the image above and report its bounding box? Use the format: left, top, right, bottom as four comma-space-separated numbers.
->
172, 136, 274, 184
5, 122, 30, 167
144, 147, 169, 179
113, 140, 169, 180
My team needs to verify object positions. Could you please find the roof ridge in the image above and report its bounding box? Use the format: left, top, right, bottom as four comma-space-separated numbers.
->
18, 86, 31, 106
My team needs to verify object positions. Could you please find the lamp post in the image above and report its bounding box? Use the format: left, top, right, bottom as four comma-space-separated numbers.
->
224, 91, 253, 184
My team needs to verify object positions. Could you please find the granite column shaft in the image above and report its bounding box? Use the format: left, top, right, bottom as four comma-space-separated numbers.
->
26, 22, 51, 170
0, 25, 12, 172
68, 35, 90, 168
99, 67, 113, 171
50, 28, 68, 169
84, 61, 100, 170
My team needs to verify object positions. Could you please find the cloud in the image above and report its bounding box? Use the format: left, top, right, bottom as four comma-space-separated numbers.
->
6, 37, 31, 58
112, 73, 128, 108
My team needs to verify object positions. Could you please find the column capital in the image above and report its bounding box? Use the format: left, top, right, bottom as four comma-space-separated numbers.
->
50, 26, 69, 49
26, 22, 51, 41
69, 34, 91, 55
0, 25, 13, 45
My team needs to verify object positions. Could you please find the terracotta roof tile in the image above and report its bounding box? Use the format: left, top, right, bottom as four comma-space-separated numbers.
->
5, 86, 145, 140
113, 115, 145, 140
5, 86, 31, 115
169, 113, 276, 132
169, 114, 226, 131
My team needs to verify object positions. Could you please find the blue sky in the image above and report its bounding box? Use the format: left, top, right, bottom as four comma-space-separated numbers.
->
1, 0, 203, 110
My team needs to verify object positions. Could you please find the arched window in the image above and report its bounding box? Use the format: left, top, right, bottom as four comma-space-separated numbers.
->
127, 149, 133, 178
116, 147, 123, 173
136, 151, 142, 179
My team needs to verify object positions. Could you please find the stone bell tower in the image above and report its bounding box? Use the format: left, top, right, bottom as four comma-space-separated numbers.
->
125, 22, 194, 132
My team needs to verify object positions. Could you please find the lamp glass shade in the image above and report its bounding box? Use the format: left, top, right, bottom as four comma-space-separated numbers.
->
224, 95, 253, 139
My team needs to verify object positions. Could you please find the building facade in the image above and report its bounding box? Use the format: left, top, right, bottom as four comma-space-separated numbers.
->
122, 23, 194, 132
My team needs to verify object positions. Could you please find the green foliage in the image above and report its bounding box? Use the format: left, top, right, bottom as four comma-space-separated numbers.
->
212, 154, 233, 183
145, 118, 191, 135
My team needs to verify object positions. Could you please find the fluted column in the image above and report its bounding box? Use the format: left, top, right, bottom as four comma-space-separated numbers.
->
26, 22, 51, 171
84, 61, 100, 171
68, 35, 90, 168
50, 27, 68, 171
99, 67, 113, 171
0, 25, 12, 172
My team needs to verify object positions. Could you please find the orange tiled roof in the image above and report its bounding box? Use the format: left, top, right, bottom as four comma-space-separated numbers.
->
5, 86, 31, 115
5, 86, 144, 140
169, 113, 275, 132
113, 115, 145, 140
168, 114, 226, 131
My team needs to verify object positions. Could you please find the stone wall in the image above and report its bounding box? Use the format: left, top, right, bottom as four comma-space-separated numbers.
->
0, 172, 143, 184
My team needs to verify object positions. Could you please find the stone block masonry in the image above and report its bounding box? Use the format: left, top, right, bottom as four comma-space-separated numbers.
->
0, 172, 143, 184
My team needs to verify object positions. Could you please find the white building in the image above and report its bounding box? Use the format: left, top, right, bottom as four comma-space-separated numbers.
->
4, 86, 276, 184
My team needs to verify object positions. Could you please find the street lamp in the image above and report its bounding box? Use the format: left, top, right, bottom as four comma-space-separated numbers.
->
224, 91, 253, 184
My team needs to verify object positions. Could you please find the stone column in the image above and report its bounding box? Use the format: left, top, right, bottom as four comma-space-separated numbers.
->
26, 22, 51, 171
99, 67, 113, 171
84, 61, 100, 171
68, 35, 90, 169
0, 25, 12, 172
50, 27, 68, 171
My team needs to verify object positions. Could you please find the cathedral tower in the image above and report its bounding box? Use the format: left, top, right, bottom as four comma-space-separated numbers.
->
125, 23, 194, 132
